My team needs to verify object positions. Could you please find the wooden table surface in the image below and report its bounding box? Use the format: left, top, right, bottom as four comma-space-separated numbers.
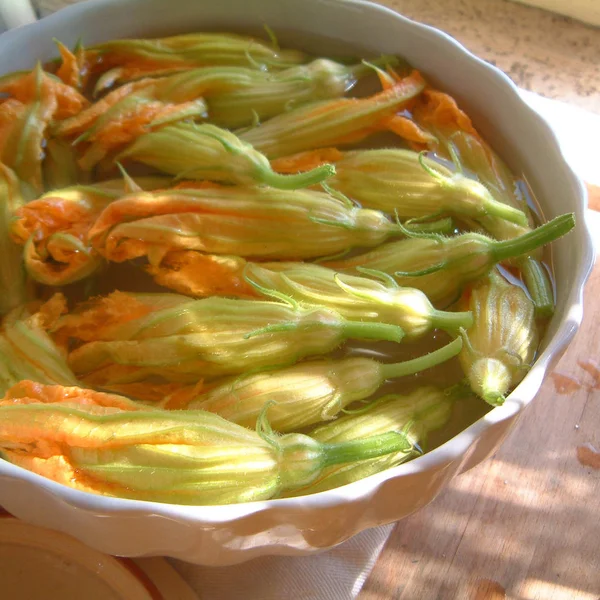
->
360, 186, 600, 600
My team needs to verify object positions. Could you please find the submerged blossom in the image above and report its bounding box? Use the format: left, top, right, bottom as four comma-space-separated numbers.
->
458, 271, 538, 406
117, 123, 335, 189
0, 382, 415, 505
239, 70, 427, 158
325, 214, 575, 306
55, 291, 405, 383
284, 386, 458, 496
88, 185, 402, 263
188, 338, 463, 431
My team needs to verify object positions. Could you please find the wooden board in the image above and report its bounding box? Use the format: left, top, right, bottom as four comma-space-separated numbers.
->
360, 190, 600, 600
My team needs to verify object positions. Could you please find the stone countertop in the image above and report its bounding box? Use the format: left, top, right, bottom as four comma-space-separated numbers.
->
376, 0, 600, 113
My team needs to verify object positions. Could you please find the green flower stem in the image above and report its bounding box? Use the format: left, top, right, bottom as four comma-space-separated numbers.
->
381, 337, 463, 380
491, 213, 575, 263
341, 320, 405, 343
429, 309, 474, 332
322, 430, 413, 467
483, 197, 528, 227
521, 256, 555, 317
257, 163, 336, 189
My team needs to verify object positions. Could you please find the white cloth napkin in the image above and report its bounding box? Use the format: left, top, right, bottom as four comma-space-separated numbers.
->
4, 4, 599, 598
167, 524, 394, 600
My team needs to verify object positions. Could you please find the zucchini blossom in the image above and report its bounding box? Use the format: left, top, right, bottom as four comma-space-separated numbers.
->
58, 292, 405, 383
245, 262, 473, 339
328, 149, 527, 226
187, 337, 463, 431
11, 185, 120, 285
239, 70, 426, 158
0, 383, 415, 505
88, 185, 402, 263
0, 64, 88, 199
0, 294, 78, 395
88, 31, 309, 92
117, 123, 335, 189
284, 386, 457, 496
326, 213, 575, 306
0, 164, 29, 314
142, 215, 458, 299
459, 271, 538, 406
57, 58, 387, 147
207, 57, 395, 128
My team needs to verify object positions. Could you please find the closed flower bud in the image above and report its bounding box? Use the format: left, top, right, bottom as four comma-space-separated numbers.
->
88, 185, 402, 263
459, 271, 538, 406
284, 386, 457, 496
0, 295, 78, 395
239, 70, 426, 158
117, 123, 335, 189
0, 384, 415, 505
414, 90, 554, 316
326, 213, 574, 306
88, 32, 309, 92
186, 338, 463, 431
58, 292, 405, 384
208, 57, 395, 128
245, 262, 473, 339
328, 149, 527, 226
444, 131, 553, 316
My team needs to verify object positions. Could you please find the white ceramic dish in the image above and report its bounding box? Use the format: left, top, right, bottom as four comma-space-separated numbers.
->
0, 0, 594, 566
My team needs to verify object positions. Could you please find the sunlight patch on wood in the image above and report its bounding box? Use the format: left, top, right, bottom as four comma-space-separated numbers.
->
521, 577, 598, 600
